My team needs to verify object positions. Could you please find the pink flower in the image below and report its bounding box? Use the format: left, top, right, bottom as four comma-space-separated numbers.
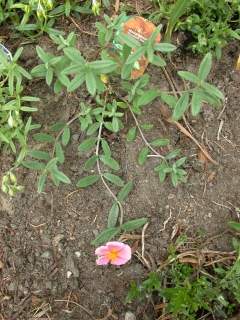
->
95, 241, 132, 266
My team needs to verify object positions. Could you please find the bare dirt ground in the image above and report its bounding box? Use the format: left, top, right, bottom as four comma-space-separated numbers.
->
0, 14, 240, 320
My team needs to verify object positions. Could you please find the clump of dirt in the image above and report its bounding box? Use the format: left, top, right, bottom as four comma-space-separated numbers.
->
0, 18, 239, 319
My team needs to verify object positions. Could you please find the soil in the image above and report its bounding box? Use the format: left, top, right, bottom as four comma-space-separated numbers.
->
0, 12, 240, 320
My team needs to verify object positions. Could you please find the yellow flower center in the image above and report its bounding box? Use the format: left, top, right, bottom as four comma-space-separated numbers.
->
106, 249, 119, 261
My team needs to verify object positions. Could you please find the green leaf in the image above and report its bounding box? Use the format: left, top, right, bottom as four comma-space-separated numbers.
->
171, 172, 179, 187
20, 107, 38, 112
152, 54, 167, 67
85, 71, 96, 96
201, 82, 224, 100
154, 43, 176, 52
117, 181, 133, 202
79, 137, 97, 152
165, 0, 190, 42
52, 168, 71, 184
155, 162, 169, 182
165, 149, 181, 160
112, 117, 119, 132
46, 67, 53, 86
91, 227, 121, 246
121, 63, 133, 80
50, 122, 65, 132
0, 132, 10, 143
172, 93, 189, 121
28, 150, 50, 161
103, 173, 124, 187
138, 147, 149, 165
45, 158, 58, 171
160, 93, 178, 108
37, 174, 47, 193
55, 142, 65, 164
101, 139, 111, 157
33, 133, 55, 143
68, 74, 85, 92
121, 218, 148, 232
21, 96, 40, 102
136, 90, 160, 107
198, 53, 212, 80
62, 126, 71, 146
63, 47, 85, 62
150, 138, 169, 147
22, 160, 45, 170
228, 221, 240, 232
127, 127, 137, 142
76, 175, 100, 188
175, 157, 187, 167
191, 91, 202, 116
126, 47, 145, 65
89, 60, 117, 73
100, 155, 120, 171
177, 71, 200, 84
141, 123, 154, 131
36, 46, 49, 62
87, 122, 100, 136
107, 203, 119, 228
117, 32, 141, 48
83, 155, 98, 171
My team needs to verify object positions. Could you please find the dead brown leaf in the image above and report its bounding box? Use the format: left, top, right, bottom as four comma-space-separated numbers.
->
236, 54, 240, 71
207, 171, 216, 183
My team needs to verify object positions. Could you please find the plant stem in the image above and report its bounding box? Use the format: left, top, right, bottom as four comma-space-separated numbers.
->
127, 103, 165, 160
95, 114, 124, 225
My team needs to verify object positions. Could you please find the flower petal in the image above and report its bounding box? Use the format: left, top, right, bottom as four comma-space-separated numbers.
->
119, 244, 132, 261
106, 241, 125, 250
111, 255, 130, 265
96, 256, 109, 265
95, 245, 108, 256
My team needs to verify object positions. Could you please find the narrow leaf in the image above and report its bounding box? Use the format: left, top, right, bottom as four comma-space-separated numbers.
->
198, 53, 212, 80
79, 137, 97, 152
191, 91, 202, 116
33, 133, 54, 143
100, 155, 120, 171
107, 203, 119, 228
22, 160, 45, 170
77, 175, 100, 188
91, 227, 121, 246
172, 93, 190, 121
117, 181, 133, 202
127, 127, 137, 142
138, 147, 149, 165
103, 173, 124, 187
62, 126, 71, 146
121, 218, 148, 232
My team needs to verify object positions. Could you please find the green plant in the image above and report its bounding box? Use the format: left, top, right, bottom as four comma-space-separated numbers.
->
0, 0, 94, 36
127, 232, 240, 319
24, 14, 223, 235
150, 0, 240, 58
178, 0, 240, 58
0, 45, 40, 195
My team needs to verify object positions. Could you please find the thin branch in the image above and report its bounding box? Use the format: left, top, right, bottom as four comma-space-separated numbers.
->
127, 103, 165, 160
95, 120, 124, 225
68, 16, 97, 37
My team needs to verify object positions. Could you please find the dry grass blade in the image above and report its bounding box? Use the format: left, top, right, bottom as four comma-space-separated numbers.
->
114, 0, 120, 14
173, 120, 218, 165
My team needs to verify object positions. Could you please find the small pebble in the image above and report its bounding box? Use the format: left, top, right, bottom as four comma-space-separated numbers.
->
41, 250, 52, 259
74, 251, 81, 258
125, 311, 136, 320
